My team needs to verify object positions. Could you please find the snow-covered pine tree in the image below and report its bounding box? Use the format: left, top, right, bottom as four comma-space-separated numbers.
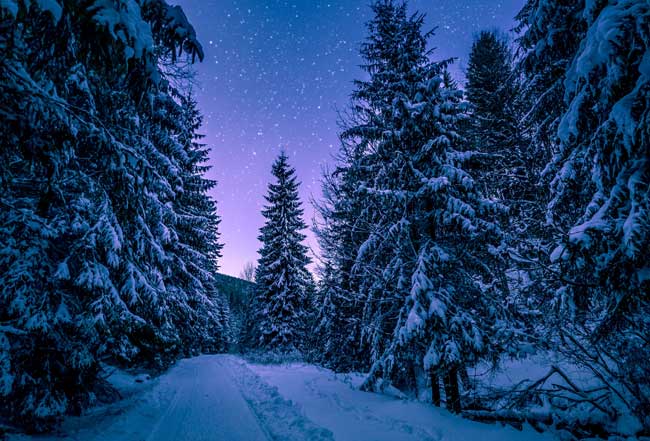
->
465, 30, 535, 204
342, 0, 432, 377
312, 165, 369, 371
518, 0, 650, 426
0, 0, 224, 429
464, 30, 546, 357
81, 1, 224, 369
515, 0, 585, 156
253, 152, 313, 352
325, 0, 505, 413
164, 91, 228, 354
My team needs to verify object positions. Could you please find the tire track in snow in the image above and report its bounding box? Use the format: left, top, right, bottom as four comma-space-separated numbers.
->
301, 371, 442, 441
227, 356, 334, 441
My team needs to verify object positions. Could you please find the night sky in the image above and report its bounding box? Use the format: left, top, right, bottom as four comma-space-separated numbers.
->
172, 0, 524, 277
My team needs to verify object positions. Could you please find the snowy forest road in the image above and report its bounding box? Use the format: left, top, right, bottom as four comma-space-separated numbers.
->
82, 355, 331, 441
92, 355, 272, 441
12, 355, 555, 441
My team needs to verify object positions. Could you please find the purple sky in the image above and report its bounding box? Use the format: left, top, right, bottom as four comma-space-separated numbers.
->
172, 0, 524, 278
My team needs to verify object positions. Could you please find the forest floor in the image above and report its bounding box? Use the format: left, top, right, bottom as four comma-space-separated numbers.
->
8, 354, 557, 441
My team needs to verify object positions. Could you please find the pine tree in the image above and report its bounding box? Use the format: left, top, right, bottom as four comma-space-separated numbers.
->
465, 30, 536, 204
0, 0, 225, 429
313, 166, 369, 371
172, 92, 228, 354
518, 0, 650, 425
345, 0, 436, 376
315, 1, 506, 413
253, 152, 313, 352
515, 0, 585, 154
464, 30, 547, 358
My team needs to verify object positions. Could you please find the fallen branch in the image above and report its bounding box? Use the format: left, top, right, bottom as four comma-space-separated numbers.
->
463, 408, 552, 425
462, 409, 618, 439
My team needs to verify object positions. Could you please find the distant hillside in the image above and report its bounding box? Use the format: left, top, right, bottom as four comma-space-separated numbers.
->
215, 273, 255, 348
215, 272, 255, 291
215, 273, 255, 312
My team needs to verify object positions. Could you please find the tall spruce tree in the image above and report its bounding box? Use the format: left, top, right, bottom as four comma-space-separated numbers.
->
465, 31, 535, 204
173, 93, 228, 354
0, 0, 226, 429
464, 30, 546, 354
346, 0, 435, 377
253, 152, 313, 352
515, 0, 585, 155
518, 0, 650, 425
314, 0, 507, 413
313, 164, 369, 371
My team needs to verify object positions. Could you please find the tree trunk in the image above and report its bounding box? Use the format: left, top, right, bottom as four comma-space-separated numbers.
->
430, 368, 441, 406
443, 372, 451, 411
459, 366, 471, 390
444, 368, 461, 414
410, 362, 419, 398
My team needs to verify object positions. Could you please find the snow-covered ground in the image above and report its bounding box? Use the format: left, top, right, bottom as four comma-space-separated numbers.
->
249, 361, 556, 441
9, 354, 557, 441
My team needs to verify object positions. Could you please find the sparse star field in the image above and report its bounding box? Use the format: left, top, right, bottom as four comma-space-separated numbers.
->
172, 0, 524, 277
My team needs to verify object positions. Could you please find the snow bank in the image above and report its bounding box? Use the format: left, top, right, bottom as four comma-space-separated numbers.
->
7, 365, 156, 440
249, 361, 556, 441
